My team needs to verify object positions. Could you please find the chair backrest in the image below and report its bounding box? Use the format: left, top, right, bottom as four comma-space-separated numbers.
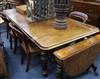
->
0, 12, 9, 23
69, 11, 88, 23
9, 23, 30, 53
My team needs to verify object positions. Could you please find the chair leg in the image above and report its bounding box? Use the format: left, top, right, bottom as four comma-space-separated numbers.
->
9, 36, 13, 49
6, 23, 10, 39
13, 37, 17, 54
7, 29, 9, 39
25, 55, 31, 72
21, 50, 25, 64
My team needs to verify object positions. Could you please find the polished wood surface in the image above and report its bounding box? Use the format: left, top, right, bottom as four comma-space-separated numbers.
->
16, 5, 34, 15
54, 34, 100, 60
54, 34, 100, 76
3, 9, 99, 50
16, 5, 27, 15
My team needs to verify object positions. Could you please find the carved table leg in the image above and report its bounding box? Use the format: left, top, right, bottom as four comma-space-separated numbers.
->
56, 64, 63, 79
41, 52, 48, 77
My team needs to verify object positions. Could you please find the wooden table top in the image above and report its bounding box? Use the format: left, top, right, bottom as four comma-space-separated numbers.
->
54, 34, 100, 60
3, 9, 99, 50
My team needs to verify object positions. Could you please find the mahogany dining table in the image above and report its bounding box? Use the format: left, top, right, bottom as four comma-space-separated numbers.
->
3, 9, 100, 77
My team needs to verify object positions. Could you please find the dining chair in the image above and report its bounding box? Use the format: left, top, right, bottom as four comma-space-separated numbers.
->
8, 23, 19, 54
69, 11, 88, 23
9, 23, 41, 72
0, 12, 19, 54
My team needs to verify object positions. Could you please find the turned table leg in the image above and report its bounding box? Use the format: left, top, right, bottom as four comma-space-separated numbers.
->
41, 52, 48, 77
56, 64, 63, 79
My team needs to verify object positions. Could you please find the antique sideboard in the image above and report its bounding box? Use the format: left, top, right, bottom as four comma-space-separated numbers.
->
71, 0, 100, 28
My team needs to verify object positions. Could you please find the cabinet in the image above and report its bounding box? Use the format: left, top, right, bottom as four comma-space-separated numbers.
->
0, 35, 8, 79
71, 0, 100, 28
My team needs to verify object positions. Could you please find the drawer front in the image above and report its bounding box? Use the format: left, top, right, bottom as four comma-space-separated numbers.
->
71, 3, 89, 13
85, 4, 100, 15
87, 14, 99, 27
71, 1, 100, 15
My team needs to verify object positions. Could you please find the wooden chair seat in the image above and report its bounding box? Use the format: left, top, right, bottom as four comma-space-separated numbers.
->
54, 34, 100, 78
20, 41, 41, 55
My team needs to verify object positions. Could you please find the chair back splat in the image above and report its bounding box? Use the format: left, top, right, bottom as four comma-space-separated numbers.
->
9, 23, 30, 54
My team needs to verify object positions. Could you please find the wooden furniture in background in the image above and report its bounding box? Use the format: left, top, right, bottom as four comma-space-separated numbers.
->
54, 34, 100, 79
71, 0, 100, 28
16, 5, 27, 15
16, 5, 34, 15
0, 34, 8, 79
3, 9, 100, 77
8, 0, 25, 6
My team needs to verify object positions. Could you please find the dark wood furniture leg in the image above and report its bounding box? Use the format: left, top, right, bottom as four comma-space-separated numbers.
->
13, 37, 17, 54
9, 35, 12, 49
25, 55, 31, 72
86, 63, 98, 76
21, 49, 25, 64
56, 64, 63, 79
91, 64, 98, 76
41, 52, 48, 77
6, 22, 10, 39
